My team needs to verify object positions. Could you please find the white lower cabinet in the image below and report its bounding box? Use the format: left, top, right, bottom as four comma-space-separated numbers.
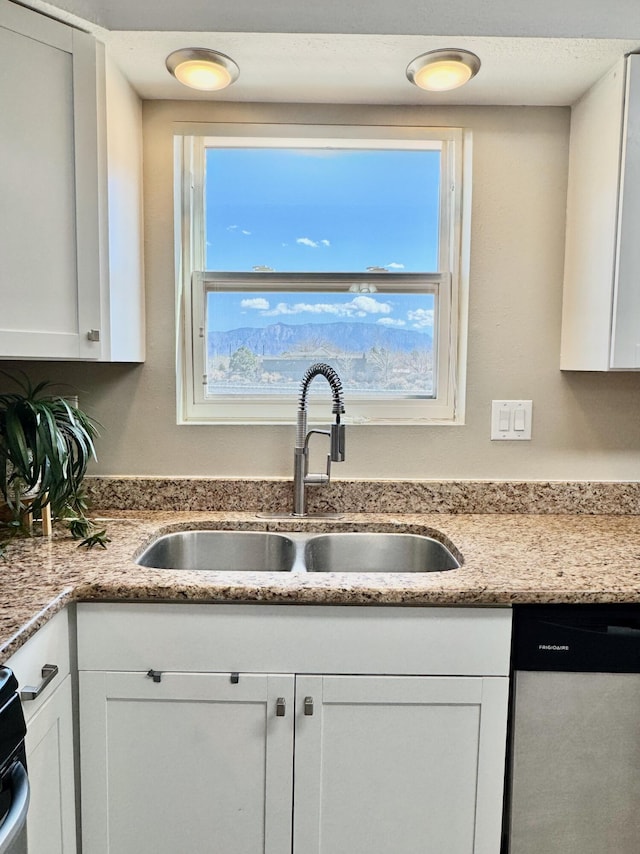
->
77, 603, 511, 854
24, 675, 77, 854
5, 608, 77, 854
79, 672, 295, 853
293, 675, 508, 854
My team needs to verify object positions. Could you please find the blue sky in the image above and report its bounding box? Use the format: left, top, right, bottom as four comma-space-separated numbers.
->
204, 147, 440, 335
205, 147, 440, 273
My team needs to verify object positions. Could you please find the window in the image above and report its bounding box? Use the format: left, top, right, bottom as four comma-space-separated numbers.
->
176, 124, 470, 424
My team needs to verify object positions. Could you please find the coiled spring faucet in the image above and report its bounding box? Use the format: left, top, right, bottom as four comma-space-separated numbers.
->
293, 363, 346, 517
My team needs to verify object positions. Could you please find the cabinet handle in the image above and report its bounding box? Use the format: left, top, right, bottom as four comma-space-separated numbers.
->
20, 663, 59, 701
276, 697, 286, 717
304, 696, 314, 716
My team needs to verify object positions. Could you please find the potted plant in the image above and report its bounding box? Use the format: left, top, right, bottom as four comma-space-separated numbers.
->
0, 372, 108, 549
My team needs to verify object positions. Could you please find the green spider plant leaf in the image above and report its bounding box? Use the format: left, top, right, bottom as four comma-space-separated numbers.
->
0, 372, 106, 547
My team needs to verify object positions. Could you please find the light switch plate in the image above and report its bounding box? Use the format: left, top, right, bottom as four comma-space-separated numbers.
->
491, 400, 533, 440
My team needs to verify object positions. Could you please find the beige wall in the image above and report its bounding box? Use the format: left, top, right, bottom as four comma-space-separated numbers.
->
7, 99, 640, 480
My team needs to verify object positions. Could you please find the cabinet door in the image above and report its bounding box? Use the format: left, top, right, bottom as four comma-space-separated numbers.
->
25, 674, 77, 854
0, 1, 101, 359
293, 675, 508, 854
79, 671, 295, 854
610, 54, 640, 368
561, 54, 640, 370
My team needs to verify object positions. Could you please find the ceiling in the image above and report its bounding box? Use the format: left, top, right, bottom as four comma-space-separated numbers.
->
20, 0, 640, 105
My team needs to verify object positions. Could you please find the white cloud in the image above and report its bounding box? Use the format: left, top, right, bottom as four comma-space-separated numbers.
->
241, 298, 270, 310
262, 295, 393, 319
387, 262, 405, 269
377, 317, 406, 327
264, 302, 343, 317
241, 230, 251, 235
350, 295, 391, 315
296, 237, 331, 249
227, 225, 238, 231
408, 308, 434, 328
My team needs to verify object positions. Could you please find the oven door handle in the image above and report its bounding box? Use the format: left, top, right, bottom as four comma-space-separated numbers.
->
0, 762, 30, 854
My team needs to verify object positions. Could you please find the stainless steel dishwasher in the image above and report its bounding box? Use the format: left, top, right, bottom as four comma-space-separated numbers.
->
506, 604, 640, 854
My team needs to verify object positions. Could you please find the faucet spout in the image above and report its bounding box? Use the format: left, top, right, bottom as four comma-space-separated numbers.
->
293, 363, 346, 517
298, 363, 345, 417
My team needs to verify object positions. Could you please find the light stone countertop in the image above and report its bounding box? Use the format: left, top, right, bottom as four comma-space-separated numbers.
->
2, 509, 640, 661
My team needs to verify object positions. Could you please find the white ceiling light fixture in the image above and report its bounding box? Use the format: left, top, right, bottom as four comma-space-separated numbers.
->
406, 49, 481, 92
166, 48, 240, 91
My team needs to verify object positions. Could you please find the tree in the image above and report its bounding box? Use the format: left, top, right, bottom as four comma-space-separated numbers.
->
229, 346, 260, 379
367, 346, 394, 386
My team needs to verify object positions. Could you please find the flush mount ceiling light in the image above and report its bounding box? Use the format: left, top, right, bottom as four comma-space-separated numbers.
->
166, 48, 239, 91
406, 49, 481, 92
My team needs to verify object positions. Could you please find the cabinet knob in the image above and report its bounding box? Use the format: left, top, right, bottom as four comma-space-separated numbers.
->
87, 329, 101, 342
276, 697, 286, 717
304, 696, 314, 716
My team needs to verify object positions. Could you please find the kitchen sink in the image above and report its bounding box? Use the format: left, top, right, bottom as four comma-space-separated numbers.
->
135, 530, 297, 572
135, 529, 460, 573
303, 532, 460, 573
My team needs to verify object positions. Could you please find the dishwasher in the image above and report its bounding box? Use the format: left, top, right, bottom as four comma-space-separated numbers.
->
506, 604, 640, 854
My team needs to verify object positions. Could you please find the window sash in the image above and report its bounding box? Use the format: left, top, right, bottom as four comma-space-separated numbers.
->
175, 126, 466, 425
185, 271, 453, 424
197, 128, 456, 276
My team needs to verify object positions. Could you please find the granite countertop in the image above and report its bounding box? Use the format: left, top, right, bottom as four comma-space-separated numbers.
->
2, 508, 640, 661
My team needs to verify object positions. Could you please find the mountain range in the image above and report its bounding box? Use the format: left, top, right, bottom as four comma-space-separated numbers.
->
208, 321, 432, 356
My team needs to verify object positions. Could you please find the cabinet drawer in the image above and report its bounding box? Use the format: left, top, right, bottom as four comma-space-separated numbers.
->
6, 609, 71, 722
77, 602, 512, 677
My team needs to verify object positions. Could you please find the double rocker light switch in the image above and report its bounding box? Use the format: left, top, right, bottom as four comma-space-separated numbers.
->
491, 400, 533, 440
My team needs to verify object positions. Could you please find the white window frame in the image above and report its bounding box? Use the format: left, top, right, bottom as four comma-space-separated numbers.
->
175, 123, 470, 426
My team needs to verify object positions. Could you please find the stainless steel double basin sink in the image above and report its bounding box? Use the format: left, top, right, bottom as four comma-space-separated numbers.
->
135, 529, 460, 574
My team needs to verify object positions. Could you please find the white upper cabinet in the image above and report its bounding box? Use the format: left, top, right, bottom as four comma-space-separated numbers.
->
0, 0, 144, 362
561, 54, 640, 370
98, 49, 145, 362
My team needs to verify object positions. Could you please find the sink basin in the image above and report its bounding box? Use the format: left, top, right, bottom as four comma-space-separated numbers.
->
303, 532, 460, 573
136, 529, 460, 574
135, 530, 296, 572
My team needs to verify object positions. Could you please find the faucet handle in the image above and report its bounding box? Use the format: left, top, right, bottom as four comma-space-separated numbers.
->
304, 449, 332, 486
330, 422, 345, 462
305, 465, 330, 486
